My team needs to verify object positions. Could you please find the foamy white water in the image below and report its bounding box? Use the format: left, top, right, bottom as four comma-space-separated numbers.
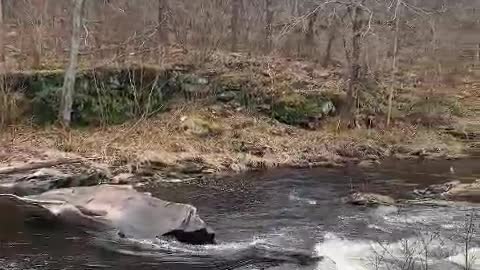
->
315, 232, 480, 270
288, 191, 318, 205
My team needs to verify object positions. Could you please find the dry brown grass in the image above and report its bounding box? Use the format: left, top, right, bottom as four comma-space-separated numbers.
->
0, 88, 24, 127
0, 100, 467, 175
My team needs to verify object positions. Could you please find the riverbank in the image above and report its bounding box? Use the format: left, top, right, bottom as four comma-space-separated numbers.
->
0, 110, 472, 180
0, 51, 479, 179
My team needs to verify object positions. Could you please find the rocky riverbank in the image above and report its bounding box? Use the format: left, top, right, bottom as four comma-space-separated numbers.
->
1, 52, 479, 181
0, 116, 472, 184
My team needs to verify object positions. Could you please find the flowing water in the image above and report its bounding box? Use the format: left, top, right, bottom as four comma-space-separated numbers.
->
0, 159, 480, 270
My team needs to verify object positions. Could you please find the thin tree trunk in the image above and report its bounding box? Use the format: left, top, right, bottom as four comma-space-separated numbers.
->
231, 0, 242, 52
265, 0, 274, 52
31, 27, 42, 69
341, 4, 365, 128
476, 43, 480, 67
305, 9, 318, 56
0, 0, 4, 127
30, 0, 46, 70
293, 0, 299, 17
323, 28, 336, 67
0, 0, 4, 64
386, 0, 401, 127
157, 0, 169, 45
59, 0, 85, 127
324, 11, 347, 67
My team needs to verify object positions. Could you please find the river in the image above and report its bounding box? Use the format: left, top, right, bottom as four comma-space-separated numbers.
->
0, 159, 479, 270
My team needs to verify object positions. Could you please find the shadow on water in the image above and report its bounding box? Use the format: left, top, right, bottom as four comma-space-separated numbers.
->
0, 158, 479, 269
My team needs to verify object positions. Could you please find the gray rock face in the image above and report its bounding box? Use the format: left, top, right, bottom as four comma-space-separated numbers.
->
0, 185, 215, 245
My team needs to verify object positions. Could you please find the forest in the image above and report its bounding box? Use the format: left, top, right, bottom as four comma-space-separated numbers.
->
0, 2, 479, 270
0, 0, 478, 170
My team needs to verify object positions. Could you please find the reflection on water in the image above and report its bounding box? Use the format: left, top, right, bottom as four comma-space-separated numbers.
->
0, 158, 479, 269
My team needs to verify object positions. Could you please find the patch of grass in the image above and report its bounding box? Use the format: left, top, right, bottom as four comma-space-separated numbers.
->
406, 95, 466, 127
0, 88, 28, 127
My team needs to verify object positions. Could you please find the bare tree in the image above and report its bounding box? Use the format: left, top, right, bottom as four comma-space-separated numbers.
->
231, 0, 242, 52
29, 0, 46, 70
158, 0, 170, 45
340, 1, 368, 128
323, 9, 346, 67
463, 210, 477, 270
59, 0, 85, 127
305, 6, 318, 56
265, 0, 274, 52
386, 0, 402, 127
0, 0, 4, 64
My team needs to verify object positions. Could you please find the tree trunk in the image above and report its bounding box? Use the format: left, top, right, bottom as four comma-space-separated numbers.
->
30, 0, 46, 70
158, 0, 170, 44
305, 9, 318, 56
0, 0, 4, 64
476, 43, 480, 68
386, 0, 402, 127
324, 11, 347, 67
293, 0, 299, 17
59, 0, 85, 127
341, 4, 365, 128
31, 27, 42, 69
0, 0, 4, 127
231, 0, 242, 52
323, 28, 336, 67
265, 0, 274, 52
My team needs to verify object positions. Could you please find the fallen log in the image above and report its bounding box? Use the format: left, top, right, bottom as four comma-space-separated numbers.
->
0, 158, 82, 175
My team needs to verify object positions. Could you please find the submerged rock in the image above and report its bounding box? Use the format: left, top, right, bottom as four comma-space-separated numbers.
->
342, 192, 395, 206
0, 185, 215, 245
357, 160, 380, 169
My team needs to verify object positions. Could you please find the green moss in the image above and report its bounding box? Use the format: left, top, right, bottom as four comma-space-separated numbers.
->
272, 92, 336, 126
9, 66, 182, 126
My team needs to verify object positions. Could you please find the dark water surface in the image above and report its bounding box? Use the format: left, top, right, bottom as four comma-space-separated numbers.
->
0, 159, 479, 270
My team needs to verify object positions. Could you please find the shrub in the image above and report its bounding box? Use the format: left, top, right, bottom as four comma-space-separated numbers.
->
406, 95, 466, 127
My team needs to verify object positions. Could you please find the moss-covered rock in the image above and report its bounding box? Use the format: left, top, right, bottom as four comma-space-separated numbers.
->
271, 92, 336, 127
7, 66, 183, 125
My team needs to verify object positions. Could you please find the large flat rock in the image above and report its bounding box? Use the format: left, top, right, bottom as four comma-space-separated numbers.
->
0, 185, 215, 245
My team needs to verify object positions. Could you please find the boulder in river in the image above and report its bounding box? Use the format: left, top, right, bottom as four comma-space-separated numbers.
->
0, 185, 215, 245
342, 192, 395, 206
445, 179, 480, 200
413, 180, 461, 198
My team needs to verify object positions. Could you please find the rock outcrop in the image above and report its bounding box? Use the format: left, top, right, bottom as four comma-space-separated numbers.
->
445, 179, 480, 200
342, 192, 395, 206
0, 185, 215, 245
0, 168, 107, 196
413, 180, 480, 202
413, 180, 461, 198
